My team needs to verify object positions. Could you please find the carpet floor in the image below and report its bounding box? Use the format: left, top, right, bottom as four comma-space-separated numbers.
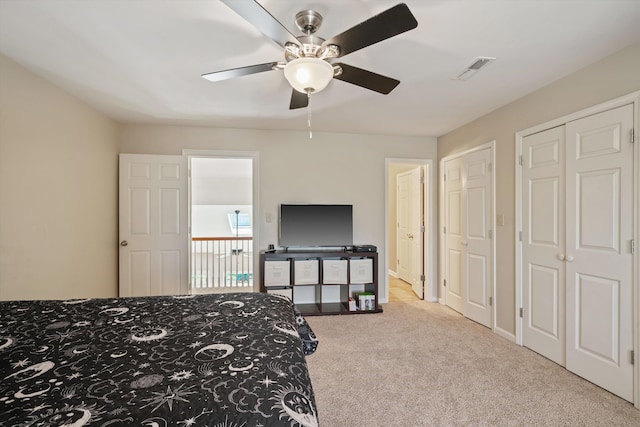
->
305, 282, 640, 426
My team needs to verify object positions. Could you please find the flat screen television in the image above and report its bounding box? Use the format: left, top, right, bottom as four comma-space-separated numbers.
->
279, 204, 353, 248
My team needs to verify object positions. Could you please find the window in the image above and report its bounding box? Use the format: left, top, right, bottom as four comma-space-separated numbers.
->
227, 212, 252, 235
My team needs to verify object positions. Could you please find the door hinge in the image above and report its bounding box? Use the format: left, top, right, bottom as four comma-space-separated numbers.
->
519, 231, 523, 242
420, 225, 425, 233
443, 226, 447, 234
631, 239, 636, 255
444, 279, 447, 287
519, 307, 524, 318
519, 155, 523, 166
489, 296, 493, 306
631, 350, 635, 365
488, 229, 493, 239
420, 274, 425, 282
420, 176, 425, 184
631, 128, 635, 144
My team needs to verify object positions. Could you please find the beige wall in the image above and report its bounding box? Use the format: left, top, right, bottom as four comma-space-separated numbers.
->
120, 125, 437, 301
0, 55, 119, 300
437, 42, 640, 337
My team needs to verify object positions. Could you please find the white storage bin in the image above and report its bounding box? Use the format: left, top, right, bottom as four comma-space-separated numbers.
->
294, 260, 319, 285
350, 258, 373, 284
264, 260, 290, 287
322, 260, 348, 284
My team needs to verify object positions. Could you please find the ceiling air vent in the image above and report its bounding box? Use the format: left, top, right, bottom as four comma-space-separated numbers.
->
452, 56, 496, 81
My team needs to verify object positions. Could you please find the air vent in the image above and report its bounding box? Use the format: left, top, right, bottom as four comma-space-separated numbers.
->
453, 56, 496, 81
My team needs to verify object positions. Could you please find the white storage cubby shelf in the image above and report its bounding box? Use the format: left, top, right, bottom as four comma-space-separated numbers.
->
260, 250, 381, 315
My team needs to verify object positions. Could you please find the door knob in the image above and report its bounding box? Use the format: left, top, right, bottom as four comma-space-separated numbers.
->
408, 234, 414, 239
557, 253, 565, 261
566, 255, 574, 262
462, 241, 468, 246
120, 240, 128, 247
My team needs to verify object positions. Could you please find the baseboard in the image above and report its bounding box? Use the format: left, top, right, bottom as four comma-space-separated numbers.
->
493, 325, 516, 343
438, 297, 445, 305
388, 270, 398, 278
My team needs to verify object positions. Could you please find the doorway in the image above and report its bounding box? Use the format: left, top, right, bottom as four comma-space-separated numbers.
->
189, 156, 255, 293
386, 158, 436, 303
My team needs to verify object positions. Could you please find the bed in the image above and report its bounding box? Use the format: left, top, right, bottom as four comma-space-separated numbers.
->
0, 292, 319, 426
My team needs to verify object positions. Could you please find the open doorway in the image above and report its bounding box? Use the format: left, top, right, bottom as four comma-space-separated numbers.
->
386, 158, 436, 303
189, 157, 253, 293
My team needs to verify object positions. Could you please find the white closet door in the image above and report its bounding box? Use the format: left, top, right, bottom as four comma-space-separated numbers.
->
119, 154, 188, 297
522, 126, 566, 365
565, 104, 634, 402
444, 157, 464, 313
463, 148, 492, 327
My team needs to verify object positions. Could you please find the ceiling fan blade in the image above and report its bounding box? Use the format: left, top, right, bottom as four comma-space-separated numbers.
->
221, 0, 300, 48
323, 3, 417, 58
202, 62, 279, 82
333, 63, 400, 94
289, 90, 309, 110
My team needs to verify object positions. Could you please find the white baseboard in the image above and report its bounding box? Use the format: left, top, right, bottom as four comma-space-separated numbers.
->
493, 325, 516, 343
438, 297, 445, 305
388, 270, 398, 278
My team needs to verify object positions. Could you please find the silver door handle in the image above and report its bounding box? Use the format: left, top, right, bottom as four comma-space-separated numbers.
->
557, 253, 565, 261
120, 240, 128, 247
566, 255, 574, 262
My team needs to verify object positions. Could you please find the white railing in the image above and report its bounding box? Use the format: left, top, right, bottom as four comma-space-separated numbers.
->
191, 237, 253, 291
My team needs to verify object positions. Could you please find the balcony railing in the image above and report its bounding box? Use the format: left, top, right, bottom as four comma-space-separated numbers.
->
191, 237, 253, 292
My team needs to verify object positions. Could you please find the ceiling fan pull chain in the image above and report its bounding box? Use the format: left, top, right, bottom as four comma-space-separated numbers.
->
307, 89, 313, 139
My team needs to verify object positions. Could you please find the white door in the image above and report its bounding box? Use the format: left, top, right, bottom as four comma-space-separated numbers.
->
565, 104, 634, 402
522, 126, 566, 365
462, 148, 492, 327
444, 157, 464, 313
119, 154, 188, 297
397, 168, 424, 298
409, 167, 424, 299
397, 172, 411, 283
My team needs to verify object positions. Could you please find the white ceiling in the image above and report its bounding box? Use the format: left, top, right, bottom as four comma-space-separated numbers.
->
1, 0, 639, 137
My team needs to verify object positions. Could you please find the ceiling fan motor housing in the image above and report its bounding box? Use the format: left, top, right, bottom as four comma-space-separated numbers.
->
295, 10, 323, 34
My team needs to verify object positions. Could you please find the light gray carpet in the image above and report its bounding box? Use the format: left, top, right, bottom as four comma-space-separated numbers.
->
305, 300, 640, 426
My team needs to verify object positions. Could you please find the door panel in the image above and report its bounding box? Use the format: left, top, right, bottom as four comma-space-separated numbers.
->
409, 167, 424, 299
444, 148, 493, 327
462, 148, 492, 327
565, 104, 634, 402
445, 158, 464, 313
119, 154, 188, 297
397, 173, 410, 282
522, 126, 565, 365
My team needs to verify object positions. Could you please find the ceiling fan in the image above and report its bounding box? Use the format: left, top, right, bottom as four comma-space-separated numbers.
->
202, 1, 418, 110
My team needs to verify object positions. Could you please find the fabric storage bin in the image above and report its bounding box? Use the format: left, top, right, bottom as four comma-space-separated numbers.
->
322, 259, 348, 284
294, 259, 319, 285
264, 260, 290, 287
350, 258, 373, 284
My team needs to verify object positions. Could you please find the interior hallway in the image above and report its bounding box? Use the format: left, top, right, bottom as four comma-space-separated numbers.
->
388, 275, 420, 303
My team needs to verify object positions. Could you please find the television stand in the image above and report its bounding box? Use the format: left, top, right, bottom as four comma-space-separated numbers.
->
260, 249, 382, 316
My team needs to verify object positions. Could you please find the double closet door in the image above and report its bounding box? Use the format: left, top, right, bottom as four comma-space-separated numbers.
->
443, 146, 493, 328
522, 104, 634, 402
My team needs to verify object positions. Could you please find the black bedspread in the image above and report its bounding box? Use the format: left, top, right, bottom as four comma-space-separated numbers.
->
0, 292, 319, 426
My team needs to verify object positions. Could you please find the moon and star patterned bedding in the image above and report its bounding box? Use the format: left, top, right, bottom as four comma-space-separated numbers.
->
0, 292, 319, 427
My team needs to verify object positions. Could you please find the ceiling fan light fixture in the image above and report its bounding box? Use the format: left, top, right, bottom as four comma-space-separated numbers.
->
284, 57, 334, 94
